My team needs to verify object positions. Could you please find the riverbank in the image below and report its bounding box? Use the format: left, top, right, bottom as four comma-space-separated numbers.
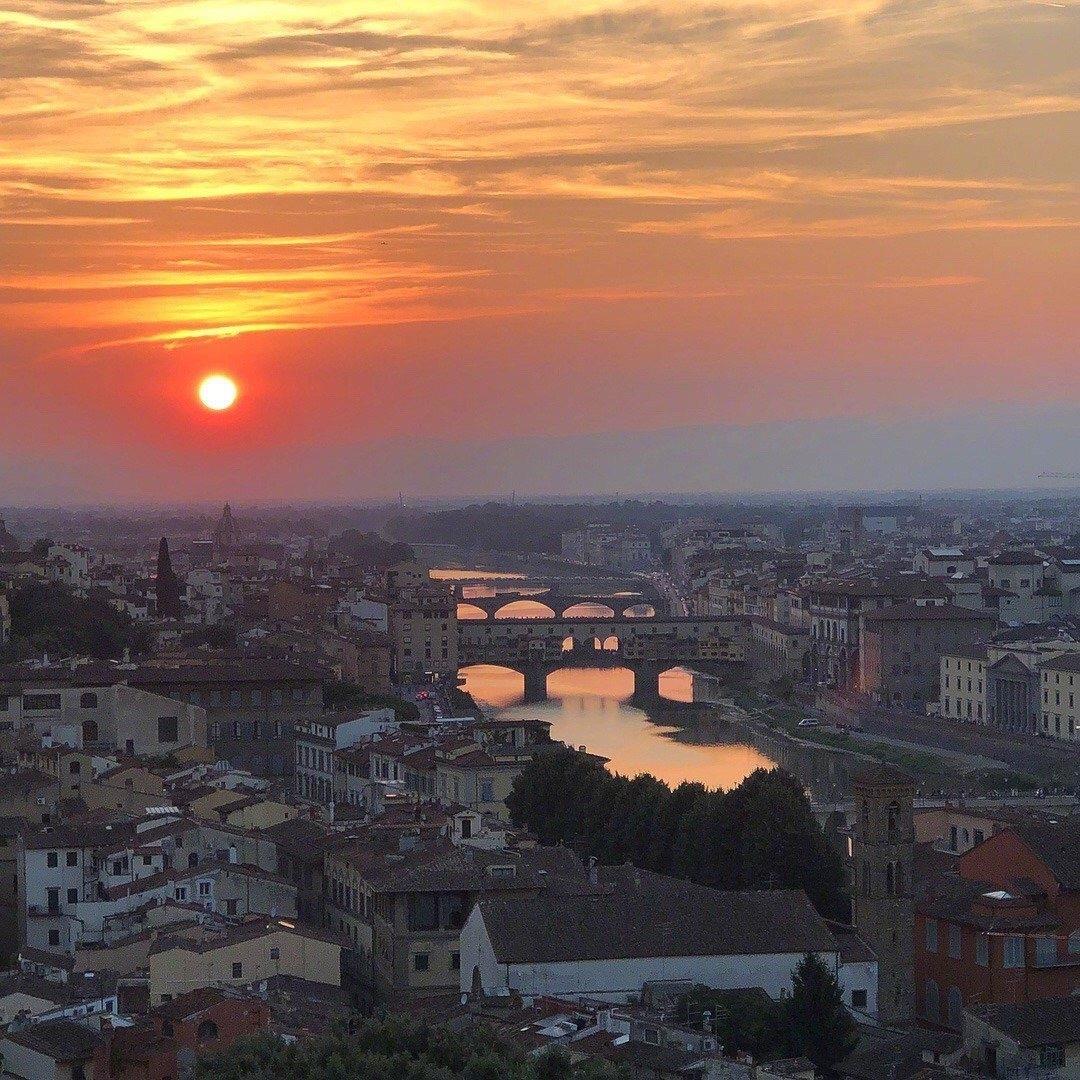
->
641, 695, 1046, 798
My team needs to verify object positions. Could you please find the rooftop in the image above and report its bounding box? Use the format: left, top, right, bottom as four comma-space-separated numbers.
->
478, 872, 837, 964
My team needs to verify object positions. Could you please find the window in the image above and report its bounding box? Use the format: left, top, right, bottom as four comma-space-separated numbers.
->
46, 851, 58, 868
67, 887, 78, 904
158, 716, 179, 743
413, 952, 429, 972
1003, 935, 1024, 968
66, 851, 78, 867
1035, 935, 1057, 968
269, 947, 280, 961
925, 919, 938, 953
851, 989, 867, 1010
198, 880, 211, 897
69, 760, 81, 776
976, 934, 989, 966
451, 951, 460, 971
924, 979, 939, 1023
24, 693, 62, 711
948, 923, 961, 959
79, 692, 98, 709
49, 928, 61, 946
946, 987, 963, 1029
175, 887, 186, 901
232, 962, 243, 978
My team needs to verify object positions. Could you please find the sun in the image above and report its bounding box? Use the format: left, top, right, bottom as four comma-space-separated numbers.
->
198, 374, 238, 411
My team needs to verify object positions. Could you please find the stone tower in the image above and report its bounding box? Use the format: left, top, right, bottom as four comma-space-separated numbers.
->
851, 762, 915, 1023
155, 537, 182, 620
212, 502, 238, 555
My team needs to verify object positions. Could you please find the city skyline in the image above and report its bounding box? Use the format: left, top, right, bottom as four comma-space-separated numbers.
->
2, 0, 1077, 502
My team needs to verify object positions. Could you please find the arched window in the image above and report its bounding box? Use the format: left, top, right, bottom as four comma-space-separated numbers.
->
924, 979, 939, 1023
196, 1019, 219, 1043
947, 986, 963, 1030
79, 692, 98, 710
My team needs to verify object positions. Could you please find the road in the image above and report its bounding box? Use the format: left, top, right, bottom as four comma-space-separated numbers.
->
853, 705, 1080, 779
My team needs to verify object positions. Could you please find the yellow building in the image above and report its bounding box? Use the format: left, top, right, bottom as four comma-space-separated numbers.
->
148, 918, 344, 1005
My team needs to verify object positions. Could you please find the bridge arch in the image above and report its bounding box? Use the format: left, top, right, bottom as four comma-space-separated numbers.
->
601, 634, 620, 651
622, 603, 656, 618
493, 599, 558, 619
456, 602, 489, 621
562, 601, 617, 619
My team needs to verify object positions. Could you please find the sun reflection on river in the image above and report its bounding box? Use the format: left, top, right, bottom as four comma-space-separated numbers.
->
460, 664, 776, 790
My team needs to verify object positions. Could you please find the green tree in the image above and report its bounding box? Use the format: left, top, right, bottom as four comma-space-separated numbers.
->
783, 953, 857, 1072
4, 581, 151, 661
506, 749, 849, 920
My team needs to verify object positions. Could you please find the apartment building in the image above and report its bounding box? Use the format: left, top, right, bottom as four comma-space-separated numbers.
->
388, 585, 457, 682
147, 918, 344, 1005
915, 818, 1080, 1031
1039, 652, 1080, 742
859, 602, 995, 711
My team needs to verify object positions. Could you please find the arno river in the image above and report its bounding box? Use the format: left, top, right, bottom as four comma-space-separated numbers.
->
434, 569, 777, 790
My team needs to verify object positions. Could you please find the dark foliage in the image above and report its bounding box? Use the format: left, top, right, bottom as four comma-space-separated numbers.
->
676, 956, 856, 1070
785, 953, 858, 1072
194, 1018, 628, 1080
324, 679, 419, 722
3, 581, 151, 662
507, 747, 849, 919
330, 530, 414, 569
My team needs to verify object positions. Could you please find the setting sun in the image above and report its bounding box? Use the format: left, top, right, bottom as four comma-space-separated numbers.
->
198, 374, 238, 411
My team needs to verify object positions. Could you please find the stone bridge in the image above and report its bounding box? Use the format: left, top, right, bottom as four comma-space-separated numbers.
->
458, 615, 748, 703
455, 588, 660, 619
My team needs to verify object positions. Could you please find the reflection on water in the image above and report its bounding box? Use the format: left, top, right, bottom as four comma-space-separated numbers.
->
460, 665, 776, 791
430, 568, 526, 581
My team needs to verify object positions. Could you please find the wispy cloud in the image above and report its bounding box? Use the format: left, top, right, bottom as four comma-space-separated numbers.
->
0, 0, 1076, 348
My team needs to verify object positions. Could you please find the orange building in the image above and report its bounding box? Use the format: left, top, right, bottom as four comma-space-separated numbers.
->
915, 818, 1080, 1031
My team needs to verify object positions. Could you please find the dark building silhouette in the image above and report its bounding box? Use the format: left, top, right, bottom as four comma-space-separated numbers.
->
213, 502, 238, 555
155, 536, 182, 619
852, 763, 915, 1022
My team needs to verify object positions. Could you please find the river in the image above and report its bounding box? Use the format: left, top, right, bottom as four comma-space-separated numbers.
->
433, 567, 778, 790
459, 664, 777, 791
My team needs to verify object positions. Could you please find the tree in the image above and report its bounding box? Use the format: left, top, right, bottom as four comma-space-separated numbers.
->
506, 747, 850, 920
3, 581, 151, 661
783, 953, 857, 1073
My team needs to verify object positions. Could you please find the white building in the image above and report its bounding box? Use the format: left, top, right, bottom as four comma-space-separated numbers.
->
295, 708, 396, 805
461, 871, 877, 1017
335, 589, 389, 632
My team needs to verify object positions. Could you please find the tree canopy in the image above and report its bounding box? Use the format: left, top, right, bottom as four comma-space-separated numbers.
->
329, 530, 414, 569
2, 581, 151, 662
676, 955, 856, 1071
194, 1019, 628, 1080
506, 746, 849, 920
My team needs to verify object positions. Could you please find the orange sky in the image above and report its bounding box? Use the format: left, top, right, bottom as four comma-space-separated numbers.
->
0, 1, 1077, 501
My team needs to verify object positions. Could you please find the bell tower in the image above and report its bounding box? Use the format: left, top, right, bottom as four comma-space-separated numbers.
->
851, 763, 915, 1022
